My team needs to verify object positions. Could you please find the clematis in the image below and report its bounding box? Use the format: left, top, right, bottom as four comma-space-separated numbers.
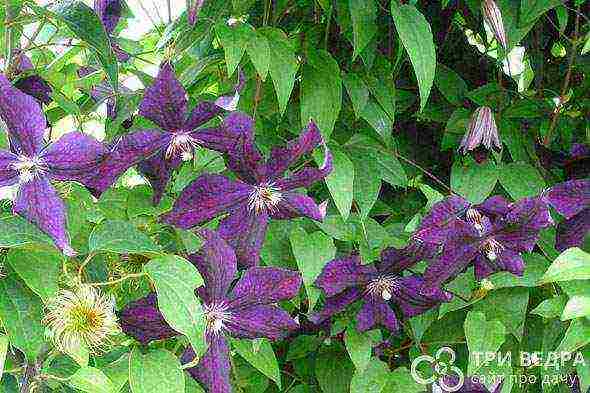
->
119, 229, 302, 393
11, 50, 52, 104
310, 249, 452, 333
459, 107, 501, 160
188, 0, 206, 25
481, 0, 507, 50
0, 74, 113, 255
162, 113, 332, 267
544, 179, 590, 251
87, 62, 243, 200
94, 0, 130, 61
421, 195, 553, 293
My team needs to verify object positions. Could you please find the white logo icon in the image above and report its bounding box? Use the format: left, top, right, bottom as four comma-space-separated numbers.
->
410, 347, 464, 392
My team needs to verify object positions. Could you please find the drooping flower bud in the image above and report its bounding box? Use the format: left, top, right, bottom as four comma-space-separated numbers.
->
187, 0, 206, 26
44, 285, 120, 354
459, 106, 502, 155
482, 0, 507, 50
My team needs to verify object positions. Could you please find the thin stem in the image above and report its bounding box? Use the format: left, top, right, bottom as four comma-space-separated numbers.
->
180, 356, 200, 369
543, 6, 580, 147
78, 252, 96, 280
391, 150, 454, 195
88, 272, 147, 287
323, 3, 332, 50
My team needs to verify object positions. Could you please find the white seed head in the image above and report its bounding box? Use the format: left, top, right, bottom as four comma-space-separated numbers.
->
43, 285, 120, 354
248, 183, 283, 214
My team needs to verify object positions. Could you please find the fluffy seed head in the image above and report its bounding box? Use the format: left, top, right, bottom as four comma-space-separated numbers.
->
44, 285, 120, 354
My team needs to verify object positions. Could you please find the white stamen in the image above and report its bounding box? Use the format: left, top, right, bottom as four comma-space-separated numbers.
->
466, 208, 485, 235
482, 238, 504, 261
12, 155, 47, 183
165, 133, 200, 160
248, 183, 283, 214
203, 302, 231, 335
366, 275, 398, 301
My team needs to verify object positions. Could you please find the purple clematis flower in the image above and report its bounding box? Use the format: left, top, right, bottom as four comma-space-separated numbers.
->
11, 51, 52, 105
310, 249, 452, 333
188, 0, 206, 25
119, 229, 301, 393
87, 62, 243, 200
162, 113, 332, 267
421, 195, 553, 293
544, 179, 590, 251
94, 0, 130, 62
0, 74, 110, 255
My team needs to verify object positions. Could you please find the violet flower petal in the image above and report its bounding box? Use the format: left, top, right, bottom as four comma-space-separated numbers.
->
0, 149, 19, 186
137, 151, 181, 205
228, 266, 302, 309
42, 131, 109, 187
217, 205, 269, 267
184, 101, 223, 131
357, 297, 400, 333
89, 130, 170, 197
14, 177, 74, 256
473, 249, 524, 280
161, 174, 251, 229
94, 0, 122, 34
475, 195, 511, 219
503, 196, 554, 231
182, 336, 231, 393
119, 293, 178, 344
394, 275, 452, 317
414, 195, 470, 244
139, 63, 187, 131
14, 76, 53, 105
270, 192, 325, 221
226, 305, 299, 340
315, 255, 375, 297
274, 145, 333, 191
266, 120, 323, 180
187, 228, 237, 305
223, 113, 265, 184
556, 209, 590, 251
0, 74, 46, 156
309, 287, 363, 325
545, 179, 590, 219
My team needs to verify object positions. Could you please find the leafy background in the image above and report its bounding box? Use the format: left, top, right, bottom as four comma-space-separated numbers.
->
0, 0, 589, 392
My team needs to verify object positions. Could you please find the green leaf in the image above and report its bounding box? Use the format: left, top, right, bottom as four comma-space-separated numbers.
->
530, 295, 568, 319
451, 158, 498, 204
6, 247, 62, 301
384, 367, 423, 393
561, 295, 590, 321
349, 0, 377, 60
46, 0, 118, 89
144, 255, 206, 356
488, 253, 550, 288
556, 318, 590, 353
261, 27, 299, 115
0, 215, 52, 248
0, 275, 46, 361
434, 63, 468, 106
390, 3, 436, 112
69, 366, 116, 393
344, 325, 373, 373
290, 227, 336, 310
101, 354, 130, 393
498, 162, 546, 200
472, 287, 529, 340
315, 345, 355, 393
520, 0, 563, 26
300, 49, 342, 137
539, 248, 590, 284
350, 360, 389, 393
465, 311, 507, 374
343, 73, 370, 118
578, 347, 590, 393
129, 348, 185, 393
89, 220, 161, 255
232, 338, 281, 389
316, 144, 354, 220
246, 30, 270, 80
215, 22, 250, 77
0, 334, 7, 378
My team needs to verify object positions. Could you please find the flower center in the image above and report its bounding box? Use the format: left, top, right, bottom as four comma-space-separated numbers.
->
203, 302, 231, 335
366, 275, 399, 301
165, 133, 200, 161
248, 183, 283, 214
481, 238, 504, 261
466, 208, 486, 235
12, 155, 46, 183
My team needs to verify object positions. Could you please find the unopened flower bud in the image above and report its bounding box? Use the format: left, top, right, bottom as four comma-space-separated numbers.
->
482, 0, 507, 50
459, 106, 502, 154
